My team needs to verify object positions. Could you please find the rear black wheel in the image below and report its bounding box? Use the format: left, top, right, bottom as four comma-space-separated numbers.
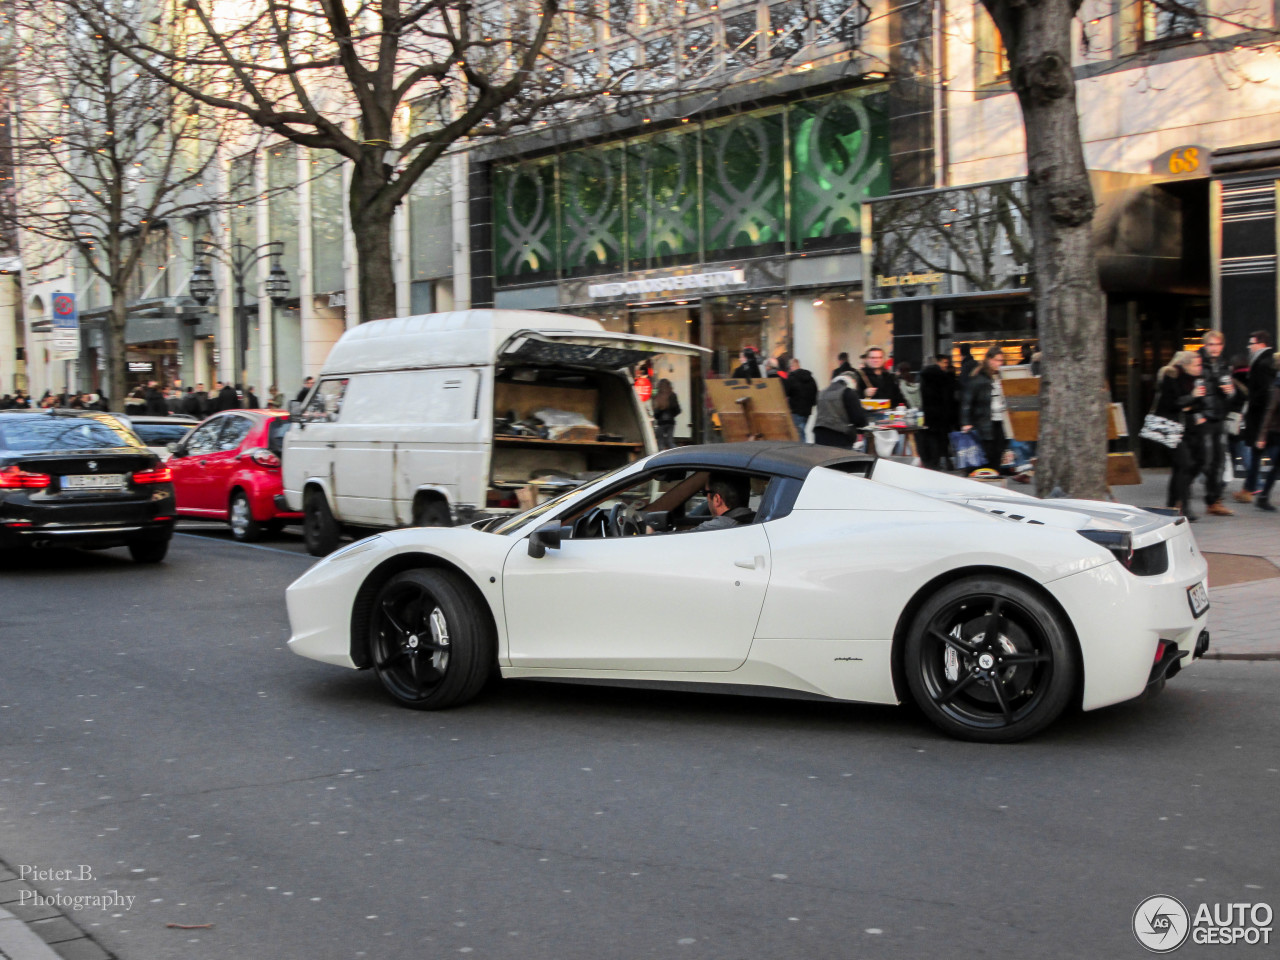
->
369, 569, 493, 710
303, 489, 340, 556
229, 490, 264, 542
904, 577, 1077, 743
128, 538, 170, 564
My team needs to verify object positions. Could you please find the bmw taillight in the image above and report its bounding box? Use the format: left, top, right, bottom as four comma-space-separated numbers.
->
246, 448, 280, 468
132, 467, 172, 484
0, 465, 52, 489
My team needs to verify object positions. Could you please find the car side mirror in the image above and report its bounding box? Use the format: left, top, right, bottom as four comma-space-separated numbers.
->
167, 442, 180, 453
527, 520, 562, 559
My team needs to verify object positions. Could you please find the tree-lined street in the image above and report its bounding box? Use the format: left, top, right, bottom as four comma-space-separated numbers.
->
1, 531, 1278, 959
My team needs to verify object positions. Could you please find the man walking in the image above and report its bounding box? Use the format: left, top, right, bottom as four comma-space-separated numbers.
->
1236, 330, 1276, 503
1199, 330, 1235, 515
783, 358, 818, 441
919, 354, 959, 471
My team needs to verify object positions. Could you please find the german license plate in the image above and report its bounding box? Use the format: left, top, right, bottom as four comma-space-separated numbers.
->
1187, 581, 1210, 618
63, 474, 125, 489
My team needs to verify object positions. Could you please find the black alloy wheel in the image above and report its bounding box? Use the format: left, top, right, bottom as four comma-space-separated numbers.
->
369, 569, 493, 710
904, 576, 1077, 743
303, 489, 340, 556
229, 490, 264, 542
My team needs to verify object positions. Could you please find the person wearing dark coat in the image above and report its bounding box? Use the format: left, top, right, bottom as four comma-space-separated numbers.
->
783, 358, 818, 441
1197, 331, 1236, 515
144, 382, 169, 416
295, 377, 315, 404
960, 347, 1008, 472
731, 348, 761, 380
1252, 371, 1280, 511
1236, 331, 1276, 502
1155, 351, 1208, 521
246, 386, 261, 409
217, 382, 239, 411
181, 387, 202, 417
812, 373, 868, 449
831, 352, 854, 379
919, 355, 959, 471
651, 379, 681, 451
854, 346, 904, 409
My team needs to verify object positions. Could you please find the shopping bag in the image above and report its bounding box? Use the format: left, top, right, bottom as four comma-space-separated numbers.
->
949, 430, 987, 470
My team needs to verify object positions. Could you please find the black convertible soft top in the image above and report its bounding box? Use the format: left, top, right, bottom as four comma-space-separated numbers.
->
646, 442, 873, 480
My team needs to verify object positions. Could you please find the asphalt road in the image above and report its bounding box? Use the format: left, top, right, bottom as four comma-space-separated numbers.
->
0, 534, 1277, 960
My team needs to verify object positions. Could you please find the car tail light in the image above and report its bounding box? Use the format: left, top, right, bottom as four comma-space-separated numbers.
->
0, 465, 51, 489
245, 448, 280, 468
1077, 528, 1133, 568
132, 467, 173, 484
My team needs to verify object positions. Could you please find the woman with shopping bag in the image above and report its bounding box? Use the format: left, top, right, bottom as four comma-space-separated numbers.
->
959, 347, 1008, 472
1155, 351, 1208, 521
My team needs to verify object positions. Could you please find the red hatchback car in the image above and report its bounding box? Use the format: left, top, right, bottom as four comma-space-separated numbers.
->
168, 410, 301, 541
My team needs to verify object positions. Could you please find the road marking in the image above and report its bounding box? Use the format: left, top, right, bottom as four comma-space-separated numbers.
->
174, 532, 314, 560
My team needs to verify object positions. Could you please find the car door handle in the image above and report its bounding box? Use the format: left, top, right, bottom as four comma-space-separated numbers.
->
734, 556, 764, 570
199, 459, 208, 467
326, 442, 336, 448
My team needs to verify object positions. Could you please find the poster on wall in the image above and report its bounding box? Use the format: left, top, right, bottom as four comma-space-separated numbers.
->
865, 179, 1032, 304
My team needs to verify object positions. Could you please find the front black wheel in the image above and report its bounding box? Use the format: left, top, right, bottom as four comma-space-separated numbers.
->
904, 577, 1077, 743
303, 490, 340, 556
128, 538, 170, 564
369, 569, 494, 709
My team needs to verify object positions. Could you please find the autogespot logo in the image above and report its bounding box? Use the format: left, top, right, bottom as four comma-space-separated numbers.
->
1133, 895, 1191, 953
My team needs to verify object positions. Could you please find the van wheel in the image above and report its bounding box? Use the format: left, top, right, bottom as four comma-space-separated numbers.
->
413, 499, 451, 528
303, 490, 340, 556
369, 569, 494, 709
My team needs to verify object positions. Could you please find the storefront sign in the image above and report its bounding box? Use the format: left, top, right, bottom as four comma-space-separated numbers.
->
128, 361, 154, 372
866, 179, 1032, 304
586, 269, 747, 300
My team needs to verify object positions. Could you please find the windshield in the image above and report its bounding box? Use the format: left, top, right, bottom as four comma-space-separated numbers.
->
0, 416, 144, 452
487, 462, 638, 535
133, 423, 195, 446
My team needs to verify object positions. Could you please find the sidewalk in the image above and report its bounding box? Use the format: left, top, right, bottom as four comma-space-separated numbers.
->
0, 861, 112, 960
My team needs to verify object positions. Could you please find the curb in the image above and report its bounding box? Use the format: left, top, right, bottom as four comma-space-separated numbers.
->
0, 861, 114, 960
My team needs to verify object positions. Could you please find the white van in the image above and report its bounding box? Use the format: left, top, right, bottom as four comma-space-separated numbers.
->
282, 310, 706, 555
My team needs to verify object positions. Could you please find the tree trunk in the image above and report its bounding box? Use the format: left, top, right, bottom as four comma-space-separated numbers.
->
106, 295, 129, 412
349, 160, 398, 325
986, 0, 1109, 500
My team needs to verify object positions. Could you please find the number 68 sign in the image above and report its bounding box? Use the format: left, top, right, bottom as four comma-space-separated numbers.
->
1152, 145, 1207, 179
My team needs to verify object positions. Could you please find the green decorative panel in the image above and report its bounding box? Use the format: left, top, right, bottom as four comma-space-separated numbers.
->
789, 89, 889, 247
627, 128, 700, 265
560, 145, 625, 274
703, 111, 785, 257
494, 159, 558, 279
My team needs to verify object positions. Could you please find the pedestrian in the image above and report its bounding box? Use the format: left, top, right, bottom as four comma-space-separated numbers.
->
732, 348, 761, 380
896, 361, 921, 410
783, 357, 818, 441
1156, 351, 1208, 521
813, 372, 868, 450
960, 346, 1009, 473
651, 379, 681, 450
246, 385, 261, 409
144, 380, 168, 416
1252, 369, 1280, 511
268, 384, 284, 409
831, 352, 854, 379
166, 387, 184, 415
1235, 330, 1275, 503
218, 381, 239, 410
919, 354, 959, 471
295, 376, 315, 403
958, 344, 978, 382
856, 346, 904, 408
1197, 330, 1236, 516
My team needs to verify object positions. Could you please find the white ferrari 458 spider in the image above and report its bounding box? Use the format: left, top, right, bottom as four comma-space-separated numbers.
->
286, 443, 1211, 742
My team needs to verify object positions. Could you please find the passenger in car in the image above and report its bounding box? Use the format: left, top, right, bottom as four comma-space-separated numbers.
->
693, 474, 755, 531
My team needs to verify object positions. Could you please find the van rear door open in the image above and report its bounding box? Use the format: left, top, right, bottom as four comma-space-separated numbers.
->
497, 330, 708, 371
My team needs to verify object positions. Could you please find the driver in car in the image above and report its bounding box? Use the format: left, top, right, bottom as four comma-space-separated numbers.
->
694, 474, 755, 531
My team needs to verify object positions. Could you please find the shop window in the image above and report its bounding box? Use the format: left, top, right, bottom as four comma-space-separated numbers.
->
702, 110, 785, 258
707, 296, 790, 376
267, 145, 300, 285
682, 22, 716, 78
788, 88, 890, 251
813, 0, 866, 48
769, 0, 808, 60
493, 158, 559, 280
311, 158, 346, 295
724, 10, 759, 69
626, 129, 700, 267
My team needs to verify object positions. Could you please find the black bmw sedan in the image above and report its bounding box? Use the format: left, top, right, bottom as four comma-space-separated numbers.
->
0, 410, 175, 562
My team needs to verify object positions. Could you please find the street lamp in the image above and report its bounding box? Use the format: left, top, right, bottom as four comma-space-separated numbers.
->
190, 240, 292, 386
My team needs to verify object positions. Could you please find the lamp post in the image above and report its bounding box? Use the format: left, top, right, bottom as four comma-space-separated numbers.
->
189, 240, 291, 387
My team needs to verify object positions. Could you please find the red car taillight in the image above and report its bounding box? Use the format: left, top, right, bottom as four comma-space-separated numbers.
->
245, 448, 280, 468
132, 467, 172, 484
0, 465, 52, 489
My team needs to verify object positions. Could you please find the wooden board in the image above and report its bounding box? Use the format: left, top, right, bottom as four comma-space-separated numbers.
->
1001, 374, 1041, 442
1106, 451, 1142, 485
705, 378, 798, 442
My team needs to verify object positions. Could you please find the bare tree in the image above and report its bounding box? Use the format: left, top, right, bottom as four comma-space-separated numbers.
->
65, 0, 702, 326
6, 0, 236, 405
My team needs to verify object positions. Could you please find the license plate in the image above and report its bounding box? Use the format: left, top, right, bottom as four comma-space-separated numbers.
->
63, 474, 125, 489
1187, 581, 1210, 618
